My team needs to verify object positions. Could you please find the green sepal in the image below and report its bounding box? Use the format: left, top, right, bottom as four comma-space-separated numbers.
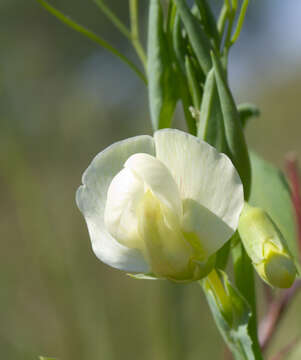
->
197, 68, 225, 152
147, 0, 178, 130
211, 51, 251, 199
173, 0, 212, 74
249, 151, 299, 262
195, 0, 220, 48
202, 270, 258, 360
128, 273, 159, 280
238, 103, 260, 129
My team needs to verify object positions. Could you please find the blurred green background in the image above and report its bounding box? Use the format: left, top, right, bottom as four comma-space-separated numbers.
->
1, 1, 301, 359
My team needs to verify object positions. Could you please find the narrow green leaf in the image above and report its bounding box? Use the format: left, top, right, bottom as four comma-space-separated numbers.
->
202, 270, 258, 360
36, 0, 146, 84
185, 56, 202, 109
195, 0, 220, 47
167, 1, 177, 37
238, 103, 260, 129
173, 0, 212, 74
197, 68, 225, 152
217, 3, 229, 37
39, 357, 56, 360
172, 12, 197, 135
223, 2, 236, 51
249, 151, 299, 259
147, 0, 178, 130
211, 51, 251, 199
172, 13, 187, 74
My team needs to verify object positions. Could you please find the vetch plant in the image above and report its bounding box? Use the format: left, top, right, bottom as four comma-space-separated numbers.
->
36, 0, 301, 359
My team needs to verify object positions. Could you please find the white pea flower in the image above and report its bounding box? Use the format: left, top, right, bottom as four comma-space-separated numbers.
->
76, 129, 244, 282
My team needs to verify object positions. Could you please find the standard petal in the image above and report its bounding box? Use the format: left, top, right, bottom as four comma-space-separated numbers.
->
124, 153, 182, 218
76, 135, 155, 272
154, 129, 244, 233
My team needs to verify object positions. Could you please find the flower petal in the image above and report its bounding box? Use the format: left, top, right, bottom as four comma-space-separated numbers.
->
124, 153, 182, 218
182, 199, 233, 256
154, 129, 244, 235
76, 135, 155, 272
104, 167, 145, 250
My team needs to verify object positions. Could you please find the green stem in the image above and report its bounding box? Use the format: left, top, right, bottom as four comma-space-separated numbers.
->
232, 242, 263, 360
231, 0, 249, 44
202, 269, 259, 360
129, 0, 147, 70
224, 12, 235, 51
94, 0, 132, 40
231, 0, 238, 12
36, 0, 147, 84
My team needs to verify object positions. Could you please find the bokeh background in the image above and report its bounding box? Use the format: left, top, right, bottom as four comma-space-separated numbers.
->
1, 1, 301, 359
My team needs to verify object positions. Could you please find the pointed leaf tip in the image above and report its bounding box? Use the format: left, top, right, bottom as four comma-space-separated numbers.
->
211, 51, 251, 199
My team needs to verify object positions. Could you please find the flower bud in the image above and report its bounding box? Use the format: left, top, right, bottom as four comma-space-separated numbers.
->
238, 203, 297, 288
